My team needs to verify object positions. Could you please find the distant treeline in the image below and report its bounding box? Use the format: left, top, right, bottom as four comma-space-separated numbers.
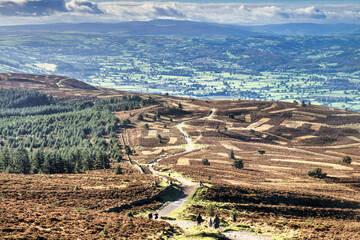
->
0, 89, 157, 174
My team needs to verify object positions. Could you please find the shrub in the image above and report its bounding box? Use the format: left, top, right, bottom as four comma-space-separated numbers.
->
202, 158, 210, 165
206, 204, 215, 217
249, 129, 255, 135
76, 207, 85, 213
100, 228, 108, 237
342, 156, 352, 164
232, 159, 244, 169
308, 168, 326, 179
114, 165, 122, 175
144, 123, 149, 130
258, 150, 265, 155
137, 114, 144, 121
126, 210, 133, 217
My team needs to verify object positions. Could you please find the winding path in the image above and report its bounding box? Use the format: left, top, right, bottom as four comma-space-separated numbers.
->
149, 108, 272, 240
149, 109, 215, 216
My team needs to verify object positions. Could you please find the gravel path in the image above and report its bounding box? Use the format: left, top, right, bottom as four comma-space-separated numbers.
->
157, 176, 198, 217
150, 107, 273, 239
222, 231, 272, 240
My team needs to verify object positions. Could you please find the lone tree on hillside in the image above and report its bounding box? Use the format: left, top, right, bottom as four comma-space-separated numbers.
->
114, 165, 122, 175
232, 159, 244, 169
229, 149, 235, 160
301, 100, 306, 107
156, 110, 161, 119
342, 156, 352, 164
202, 158, 210, 165
144, 123, 149, 130
137, 114, 144, 121
308, 168, 326, 179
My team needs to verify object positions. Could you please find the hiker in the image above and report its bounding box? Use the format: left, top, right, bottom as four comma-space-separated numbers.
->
232, 214, 236, 222
148, 212, 153, 219
213, 215, 220, 229
154, 212, 159, 220
196, 213, 203, 226
200, 180, 203, 187
207, 218, 213, 228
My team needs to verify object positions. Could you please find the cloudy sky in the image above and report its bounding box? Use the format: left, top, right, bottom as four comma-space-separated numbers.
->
0, 0, 359, 26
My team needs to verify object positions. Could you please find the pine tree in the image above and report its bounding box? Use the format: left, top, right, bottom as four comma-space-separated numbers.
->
13, 148, 31, 174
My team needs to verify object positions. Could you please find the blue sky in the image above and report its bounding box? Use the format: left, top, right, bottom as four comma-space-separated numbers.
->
89, 0, 360, 4
0, 0, 359, 26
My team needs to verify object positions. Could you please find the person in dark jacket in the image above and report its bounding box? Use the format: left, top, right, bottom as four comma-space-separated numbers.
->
196, 213, 203, 226
154, 212, 159, 219
213, 215, 220, 229
148, 212, 153, 219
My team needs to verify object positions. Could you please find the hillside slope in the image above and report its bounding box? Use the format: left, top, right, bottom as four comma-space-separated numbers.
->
1, 73, 360, 239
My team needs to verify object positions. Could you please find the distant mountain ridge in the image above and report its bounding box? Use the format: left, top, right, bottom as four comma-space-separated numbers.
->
0, 20, 359, 36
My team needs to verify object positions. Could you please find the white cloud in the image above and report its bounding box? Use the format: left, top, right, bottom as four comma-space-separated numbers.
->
66, 0, 103, 14
0, 0, 359, 25
97, 2, 360, 25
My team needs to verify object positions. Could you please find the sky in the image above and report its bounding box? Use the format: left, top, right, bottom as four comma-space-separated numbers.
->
88, 0, 360, 4
0, 0, 359, 26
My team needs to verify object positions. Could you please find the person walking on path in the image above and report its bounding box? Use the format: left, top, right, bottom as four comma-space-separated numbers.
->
207, 218, 213, 228
213, 215, 220, 229
148, 212, 153, 219
196, 213, 203, 226
232, 214, 236, 223
154, 212, 159, 219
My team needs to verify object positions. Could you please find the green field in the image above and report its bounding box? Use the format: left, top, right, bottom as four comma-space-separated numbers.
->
0, 33, 359, 111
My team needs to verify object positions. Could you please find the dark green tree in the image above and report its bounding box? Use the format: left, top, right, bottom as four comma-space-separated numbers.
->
13, 148, 31, 174
137, 114, 144, 121
342, 156, 352, 164
229, 149, 235, 159
308, 168, 326, 179
232, 159, 244, 169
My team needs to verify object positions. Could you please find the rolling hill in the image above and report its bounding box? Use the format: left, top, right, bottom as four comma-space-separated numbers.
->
0, 20, 359, 36
0, 73, 360, 239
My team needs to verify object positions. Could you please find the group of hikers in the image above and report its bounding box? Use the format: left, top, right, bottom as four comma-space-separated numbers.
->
148, 212, 159, 220
149, 211, 234, 230
196, 213, 220, 229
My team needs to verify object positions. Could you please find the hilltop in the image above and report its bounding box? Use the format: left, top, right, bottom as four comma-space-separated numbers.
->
0, 73, 360, 239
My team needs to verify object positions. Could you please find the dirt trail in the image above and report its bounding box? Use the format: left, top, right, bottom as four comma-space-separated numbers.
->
149, 106, 272, 239
156, 176, 198, 217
